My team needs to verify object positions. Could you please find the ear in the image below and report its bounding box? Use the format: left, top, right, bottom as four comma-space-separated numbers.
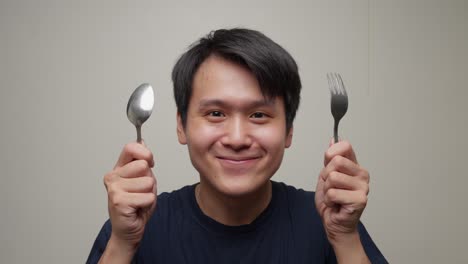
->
285, 126, 293, 148
176, 112, 187, 145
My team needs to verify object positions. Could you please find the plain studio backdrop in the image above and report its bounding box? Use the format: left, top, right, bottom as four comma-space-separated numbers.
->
1, 0, 467, 263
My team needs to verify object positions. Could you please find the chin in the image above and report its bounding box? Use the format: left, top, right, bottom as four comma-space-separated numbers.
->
215, 176, 270, 198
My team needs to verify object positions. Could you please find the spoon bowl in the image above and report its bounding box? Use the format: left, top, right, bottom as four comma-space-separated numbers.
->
127, 83, 154, 142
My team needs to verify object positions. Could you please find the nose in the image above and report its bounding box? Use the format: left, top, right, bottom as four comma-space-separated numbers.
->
220, 116, 252, 150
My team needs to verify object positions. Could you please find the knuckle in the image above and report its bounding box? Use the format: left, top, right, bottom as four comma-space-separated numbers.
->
362, 169, 370, 182
136, 159, 150, 172
103, 172, 114, 187
123, 143, 134, 154
364, 184, 370, 195
147, 193, 156, 203
347, 207, 356, 214
103, 175, 109, 187
328, 171, 340, 183
319, 168, 327, 181
107, 185, 116, 198
146, 151, 154, 164
147, 176, 156, 187
325, 188, 336, 200
106, 181, 120, 196
362, 168, 369, 176
332, 155, 345, 168
322, 179, 330, 192
324, 150, 334, 163
342, 140, 352, 150
360, 192, 368, 206
110, 193, 122, 208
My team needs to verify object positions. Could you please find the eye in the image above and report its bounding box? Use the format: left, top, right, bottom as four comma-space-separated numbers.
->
250, 112, 266, 118
208, 111, 224, 117
205, 111, 226, 122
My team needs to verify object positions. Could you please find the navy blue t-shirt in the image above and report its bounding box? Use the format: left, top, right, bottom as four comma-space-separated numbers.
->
87, 181, 387, 263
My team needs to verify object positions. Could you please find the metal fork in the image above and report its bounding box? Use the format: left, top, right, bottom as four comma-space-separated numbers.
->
327, 73, 348, 143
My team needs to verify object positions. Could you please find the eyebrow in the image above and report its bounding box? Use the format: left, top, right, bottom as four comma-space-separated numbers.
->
198, 98, 275, 110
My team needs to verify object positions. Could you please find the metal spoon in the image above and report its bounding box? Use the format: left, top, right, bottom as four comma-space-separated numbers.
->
126, 83, 154, 143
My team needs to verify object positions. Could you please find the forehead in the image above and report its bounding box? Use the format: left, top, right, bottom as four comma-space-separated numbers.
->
191, 55, 264, 101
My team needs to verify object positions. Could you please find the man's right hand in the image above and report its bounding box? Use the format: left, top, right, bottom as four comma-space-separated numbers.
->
100, 142, 157, 263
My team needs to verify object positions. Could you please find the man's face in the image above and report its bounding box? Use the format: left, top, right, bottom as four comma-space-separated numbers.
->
177, 55, 293, 197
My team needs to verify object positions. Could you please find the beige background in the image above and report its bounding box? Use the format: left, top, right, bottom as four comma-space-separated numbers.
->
1, 0, 467, 263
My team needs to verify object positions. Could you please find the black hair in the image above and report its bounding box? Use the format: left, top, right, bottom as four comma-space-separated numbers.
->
172, 28, 301, 131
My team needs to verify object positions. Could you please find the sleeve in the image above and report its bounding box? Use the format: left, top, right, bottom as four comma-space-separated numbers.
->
357, 222, 388, 264
325, 222, 388, 264
86, 220, 112, 264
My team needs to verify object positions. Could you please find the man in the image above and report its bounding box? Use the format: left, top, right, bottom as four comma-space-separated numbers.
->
87, 28, 387, 263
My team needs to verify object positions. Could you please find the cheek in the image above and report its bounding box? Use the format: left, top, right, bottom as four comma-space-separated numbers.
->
252, 126, 288, 148
187, 122, 224, 149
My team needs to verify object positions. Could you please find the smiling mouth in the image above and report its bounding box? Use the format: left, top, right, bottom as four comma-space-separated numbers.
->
217, 156, 259, 162
216, 156, 261, 166
215, 156, 261, 175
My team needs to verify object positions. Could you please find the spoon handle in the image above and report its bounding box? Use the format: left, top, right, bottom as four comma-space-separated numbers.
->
136, 125, 142, 143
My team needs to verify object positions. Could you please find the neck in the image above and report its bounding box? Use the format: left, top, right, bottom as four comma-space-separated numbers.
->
195, 181, 272, 226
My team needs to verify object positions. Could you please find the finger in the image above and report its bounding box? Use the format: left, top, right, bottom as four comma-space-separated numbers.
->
127, 192, 156, 209
119, 176, 156, 193
323, 171, 365, 193
321, 155, 363, 181
324, 140, 358, 166
115, 142, 154, 169
115, 160, 152, 179
325, 189, 367, 209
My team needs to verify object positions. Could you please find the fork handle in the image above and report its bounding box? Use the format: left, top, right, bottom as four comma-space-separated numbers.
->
333, 120, 339, 144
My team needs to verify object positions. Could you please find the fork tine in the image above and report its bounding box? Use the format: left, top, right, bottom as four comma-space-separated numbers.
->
333, 72, 342, 95
327, 73, 335, 94
336, 73, 347, 96
332, 72, 340, 94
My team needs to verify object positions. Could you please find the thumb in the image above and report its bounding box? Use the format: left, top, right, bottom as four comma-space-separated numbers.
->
139, 139, 148, 147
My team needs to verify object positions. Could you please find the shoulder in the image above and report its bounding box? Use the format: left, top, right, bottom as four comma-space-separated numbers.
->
272, 181, 330, 258
273, 181, 316, 208
156, 184, 194, 206
274, 181, 314, 197
273, 181, 321, 224
138, 185, 195, 248
86, 219, 112, 263
146, 184, 195, 226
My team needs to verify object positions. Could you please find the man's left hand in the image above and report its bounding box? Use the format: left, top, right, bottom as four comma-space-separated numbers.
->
315, 140, 370, 244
